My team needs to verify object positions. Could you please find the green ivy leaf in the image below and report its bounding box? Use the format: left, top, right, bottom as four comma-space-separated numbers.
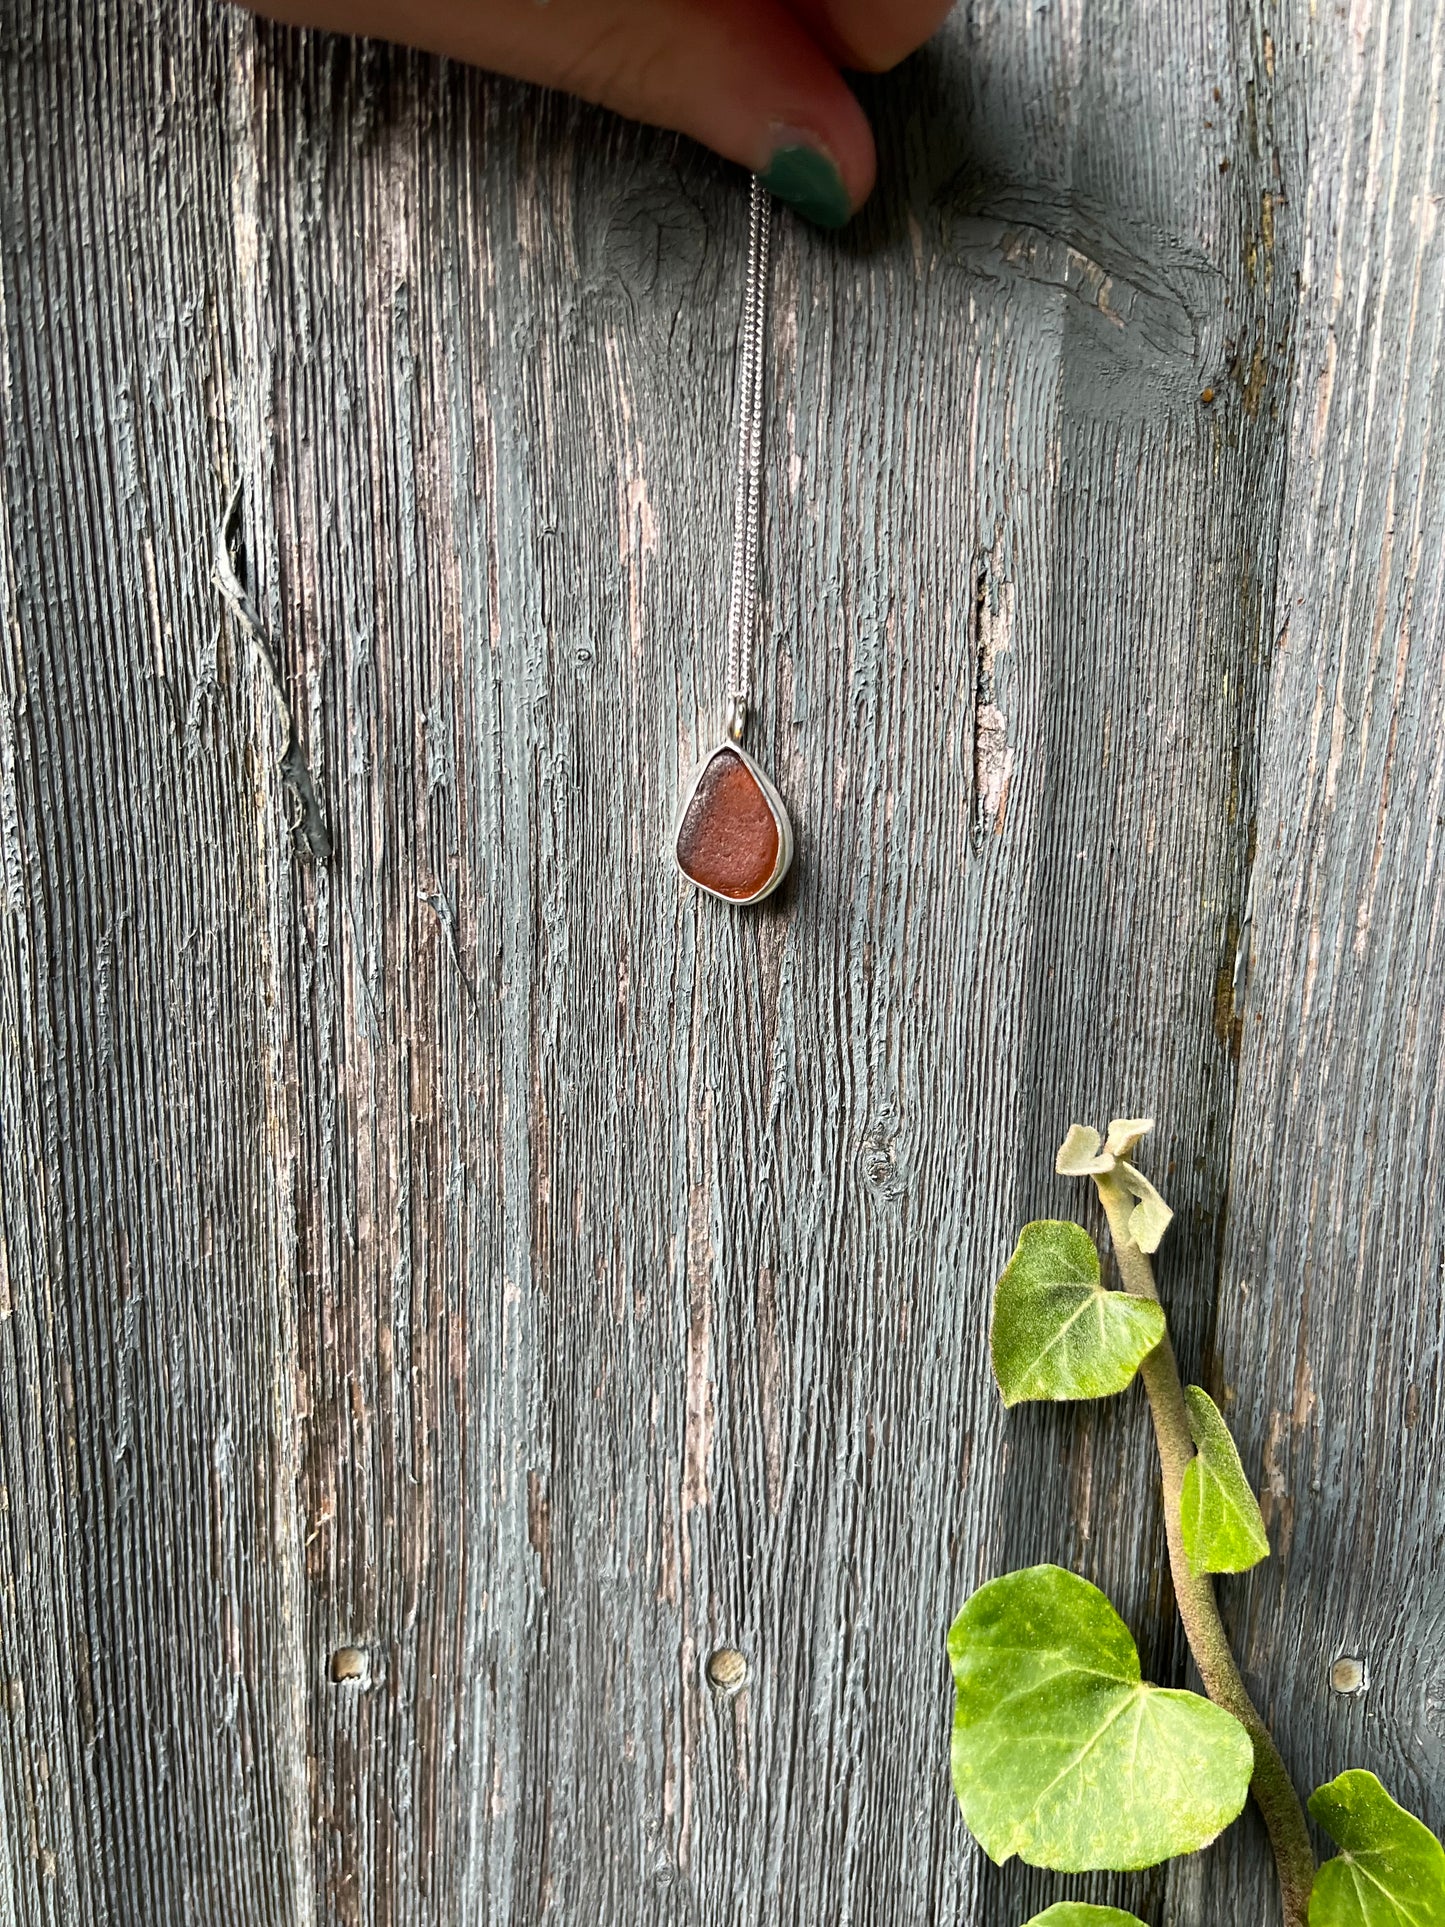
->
1308, 1770, 1445, 1925
1180, 1387, 1270, 1575
948, 1565, 1253, 1871
990, 1222, 1166, 1407
1023, 1909, 1150, 1927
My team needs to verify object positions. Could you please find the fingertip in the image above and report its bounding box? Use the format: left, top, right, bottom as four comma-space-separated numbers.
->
756, 101, 875, 226
618, 0, 877, 223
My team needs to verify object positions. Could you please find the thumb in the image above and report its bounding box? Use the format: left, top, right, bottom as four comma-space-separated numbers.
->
239, 0, 875, 224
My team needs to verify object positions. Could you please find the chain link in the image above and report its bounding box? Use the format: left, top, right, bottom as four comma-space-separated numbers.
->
723, 174, 772, 727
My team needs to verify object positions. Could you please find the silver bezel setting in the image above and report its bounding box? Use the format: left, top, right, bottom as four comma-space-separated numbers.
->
673, 740, 794, 906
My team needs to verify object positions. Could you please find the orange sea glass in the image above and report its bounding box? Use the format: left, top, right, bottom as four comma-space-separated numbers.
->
675, 747, 782, 900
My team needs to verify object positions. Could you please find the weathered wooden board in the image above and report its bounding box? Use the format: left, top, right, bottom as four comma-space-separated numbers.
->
1, 0, 1441, 1923
1188, 0, 1445, 1913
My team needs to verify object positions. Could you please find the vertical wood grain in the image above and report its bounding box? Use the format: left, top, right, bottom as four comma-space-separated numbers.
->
1, 5, 305, 1923
0, 1, 1441, 1924
1191, 0, 1445, 1909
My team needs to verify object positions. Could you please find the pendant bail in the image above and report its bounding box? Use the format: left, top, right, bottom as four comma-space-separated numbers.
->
726, 697, 748, 743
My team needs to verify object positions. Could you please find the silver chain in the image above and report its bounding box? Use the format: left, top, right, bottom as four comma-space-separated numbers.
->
723, 174, 772, 739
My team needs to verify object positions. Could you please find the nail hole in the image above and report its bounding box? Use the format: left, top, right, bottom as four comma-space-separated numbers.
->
1330, 1656, 1366, 1696
330, 1645, 370, 1686
705, 1647, 748, 1696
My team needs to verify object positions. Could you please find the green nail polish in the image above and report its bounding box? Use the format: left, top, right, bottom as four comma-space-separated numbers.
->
760, 145, 852, 229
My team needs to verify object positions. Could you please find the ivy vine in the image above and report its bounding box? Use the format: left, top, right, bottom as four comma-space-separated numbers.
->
948, 1119, 1445, 1927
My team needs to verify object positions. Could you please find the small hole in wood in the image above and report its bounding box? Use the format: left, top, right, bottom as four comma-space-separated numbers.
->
705, 1647, 748, 1696
330, 1645, 370, 1686
1329, 1656, 1366, 1696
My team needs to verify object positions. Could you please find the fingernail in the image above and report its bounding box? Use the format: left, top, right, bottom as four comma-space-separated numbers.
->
760, 137, 853, 229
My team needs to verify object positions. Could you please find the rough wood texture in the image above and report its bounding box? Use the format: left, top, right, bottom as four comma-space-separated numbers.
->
1, 0, 1442, 1922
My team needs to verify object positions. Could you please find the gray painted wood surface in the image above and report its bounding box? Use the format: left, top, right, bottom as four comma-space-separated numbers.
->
1, 0, 1442, 1921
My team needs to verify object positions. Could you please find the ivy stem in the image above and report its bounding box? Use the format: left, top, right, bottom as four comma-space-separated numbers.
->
1094, 1171, 1315, 1927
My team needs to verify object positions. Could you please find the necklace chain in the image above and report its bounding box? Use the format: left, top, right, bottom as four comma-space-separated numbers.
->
723, 174, 772, 733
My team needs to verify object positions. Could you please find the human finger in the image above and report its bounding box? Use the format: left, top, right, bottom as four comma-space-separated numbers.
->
238, 0, 877, 222
788, 0, 955, 72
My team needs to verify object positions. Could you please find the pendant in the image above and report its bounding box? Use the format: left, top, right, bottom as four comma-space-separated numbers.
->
674, 716, 793, 905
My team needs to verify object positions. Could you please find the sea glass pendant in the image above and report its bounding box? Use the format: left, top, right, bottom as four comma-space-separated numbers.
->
674, 729, 793, 905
